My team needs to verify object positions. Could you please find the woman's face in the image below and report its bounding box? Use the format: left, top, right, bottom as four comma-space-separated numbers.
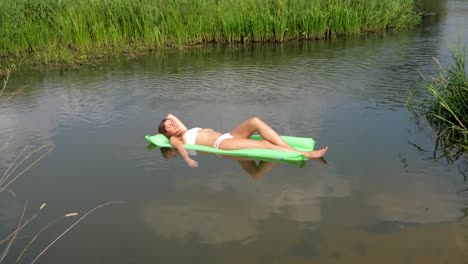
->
164, 119, 180, 136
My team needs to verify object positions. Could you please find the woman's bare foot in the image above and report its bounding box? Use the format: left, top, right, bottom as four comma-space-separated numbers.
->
304, 146, 328, 159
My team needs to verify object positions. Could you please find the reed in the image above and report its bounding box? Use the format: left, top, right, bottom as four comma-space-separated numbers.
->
409, 43, 468, 156
0, 0, 421, 65
1, 70, 124, 263
0, 200, 122, 263
0, 98, 58, 261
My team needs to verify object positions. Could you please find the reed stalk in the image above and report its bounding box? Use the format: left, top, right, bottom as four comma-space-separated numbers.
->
408, 43, 468, 156
0, 145, 54, 194
31, 201, 124, 264
16, 212, 78, 262
0, 200, 122, 263
1, 67, 122, 263
0, 202, 29, 262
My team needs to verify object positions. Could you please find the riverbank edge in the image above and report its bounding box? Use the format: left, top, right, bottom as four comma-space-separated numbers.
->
0, 28, 420, 76
0, 0, 424, 75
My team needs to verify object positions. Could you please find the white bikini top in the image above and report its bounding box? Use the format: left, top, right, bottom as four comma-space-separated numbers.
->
183, 127, 201, 145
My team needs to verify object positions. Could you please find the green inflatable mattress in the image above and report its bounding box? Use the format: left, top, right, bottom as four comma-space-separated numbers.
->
145, 134, 315, 162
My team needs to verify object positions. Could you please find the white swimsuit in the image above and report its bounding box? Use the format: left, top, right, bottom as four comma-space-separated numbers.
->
214, 133, 234, 149
183, 127, 233, 149
183, 127, 201, 145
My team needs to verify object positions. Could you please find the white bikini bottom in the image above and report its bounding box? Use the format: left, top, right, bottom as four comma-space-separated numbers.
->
214, 133, 233, 149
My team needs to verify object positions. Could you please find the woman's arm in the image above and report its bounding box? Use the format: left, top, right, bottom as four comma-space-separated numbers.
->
169, 136, 199, 167
167, 114, 188, 131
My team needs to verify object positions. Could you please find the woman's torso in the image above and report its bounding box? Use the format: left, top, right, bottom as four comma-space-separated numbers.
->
183, 128, 222, 147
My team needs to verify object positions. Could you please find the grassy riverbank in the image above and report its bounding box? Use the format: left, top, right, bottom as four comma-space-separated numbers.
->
0, 0, 421, 68
409, 44, 468, 156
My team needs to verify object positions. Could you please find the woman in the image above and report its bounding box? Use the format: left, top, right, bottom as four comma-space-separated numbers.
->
158, 114, 328, 167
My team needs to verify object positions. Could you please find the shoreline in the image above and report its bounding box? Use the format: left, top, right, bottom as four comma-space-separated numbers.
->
0, 0, 422, 73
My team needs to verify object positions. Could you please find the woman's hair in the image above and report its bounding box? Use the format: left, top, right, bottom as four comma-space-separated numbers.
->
158, 118, 169, 136
160, 147, 172, 159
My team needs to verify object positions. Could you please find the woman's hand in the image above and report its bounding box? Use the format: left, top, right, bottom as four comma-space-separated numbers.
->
185, 158, 199, 168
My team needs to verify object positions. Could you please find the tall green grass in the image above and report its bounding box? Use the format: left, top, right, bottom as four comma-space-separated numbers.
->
0, 0, 421, 65
409, 44, 468, 156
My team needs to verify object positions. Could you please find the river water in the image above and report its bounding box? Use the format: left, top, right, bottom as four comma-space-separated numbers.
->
1, 1, 468, 263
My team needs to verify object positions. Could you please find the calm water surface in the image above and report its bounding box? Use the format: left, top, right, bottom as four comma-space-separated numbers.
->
1, 1, 468, 263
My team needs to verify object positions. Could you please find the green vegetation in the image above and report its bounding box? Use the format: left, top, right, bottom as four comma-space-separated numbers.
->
0, 0, 421, 67
409, 44, 468, 156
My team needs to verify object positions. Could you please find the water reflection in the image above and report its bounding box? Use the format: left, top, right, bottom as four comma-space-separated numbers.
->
143, 138, 466, 246
0, 1, 467, 262
147, 143, 307, 169
417, 0, 448, 14
367, 173, 464, 224
142, 152, 350, 245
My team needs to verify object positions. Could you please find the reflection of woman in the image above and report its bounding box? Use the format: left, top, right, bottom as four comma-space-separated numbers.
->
158, 114, 328, 167
160, 147, 276, 178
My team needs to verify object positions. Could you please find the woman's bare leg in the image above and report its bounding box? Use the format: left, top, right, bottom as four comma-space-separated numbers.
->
230, 117, 296, 151
219, 138, 328, 159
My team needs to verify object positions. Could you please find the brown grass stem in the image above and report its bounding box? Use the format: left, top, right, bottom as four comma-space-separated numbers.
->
0, 188, 16, 197
0, 146, 28, 186
16, 212, 79, 262
0, 201, 28, 262
32, 201, 125, 264
0, 136, 13, 152
0, 70, 9, 98
0, 145, 54, 194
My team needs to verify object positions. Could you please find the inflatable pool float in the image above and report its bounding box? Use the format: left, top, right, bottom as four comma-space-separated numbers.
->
145, 134, 315, 163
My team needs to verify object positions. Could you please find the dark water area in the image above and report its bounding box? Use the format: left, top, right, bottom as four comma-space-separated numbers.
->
418, 0, 449, 14
1, 1, 468, 263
